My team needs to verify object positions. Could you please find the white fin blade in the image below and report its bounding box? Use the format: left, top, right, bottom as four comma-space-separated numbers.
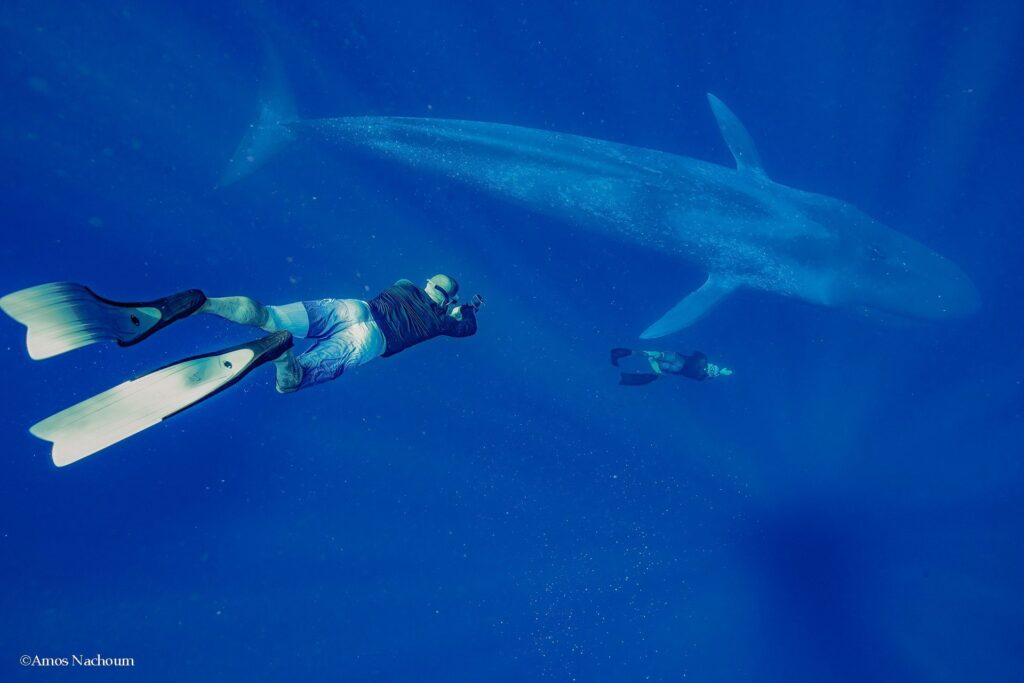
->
31, 349, 255, 466
0, 282, 159, 360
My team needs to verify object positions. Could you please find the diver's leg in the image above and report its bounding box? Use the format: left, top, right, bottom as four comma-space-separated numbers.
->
641, 350, 666, 374
199, 298, 312, 392
199, 296, 270, 328
278, 319, 376, 395
277, 339, 350, 394
273, 348, 304, 394
641, 350, 685, 374
200, 297, 311, 337
266, 298, 367, 341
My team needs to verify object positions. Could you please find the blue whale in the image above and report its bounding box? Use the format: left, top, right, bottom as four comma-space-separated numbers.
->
224, 92, 978, 338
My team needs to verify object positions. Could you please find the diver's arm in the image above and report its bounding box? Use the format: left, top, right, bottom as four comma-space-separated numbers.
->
640, 351, 665, 374
445, 306, 478, 337
445, 296, 481, 337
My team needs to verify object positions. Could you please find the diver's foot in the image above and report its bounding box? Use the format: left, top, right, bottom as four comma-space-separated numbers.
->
273, 347, 303, 394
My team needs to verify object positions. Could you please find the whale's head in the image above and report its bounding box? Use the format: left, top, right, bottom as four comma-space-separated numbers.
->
802, 196, 979, 320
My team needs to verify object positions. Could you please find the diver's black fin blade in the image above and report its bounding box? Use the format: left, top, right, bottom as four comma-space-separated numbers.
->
30, 331, 293, 467
0, 282, 206, 359
619, 372, 661, 386
610, 348, 633, 367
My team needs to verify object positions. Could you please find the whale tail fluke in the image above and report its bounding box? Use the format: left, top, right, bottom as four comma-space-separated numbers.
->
218, 57, 297, 187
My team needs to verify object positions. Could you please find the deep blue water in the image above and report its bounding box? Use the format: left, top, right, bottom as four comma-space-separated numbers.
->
1, 1, 1022, 681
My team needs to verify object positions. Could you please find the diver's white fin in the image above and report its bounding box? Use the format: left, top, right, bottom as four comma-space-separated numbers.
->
0, 283, 148, 360
32, 349, 255, 466
0, 283, 207, 360
640, 275, 735, 339
29, 331, 293, 467
707, 94, 767, 179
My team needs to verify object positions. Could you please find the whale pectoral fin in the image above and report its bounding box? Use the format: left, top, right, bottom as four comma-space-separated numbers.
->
640, 275, 735, 339
706, 94, 768, 180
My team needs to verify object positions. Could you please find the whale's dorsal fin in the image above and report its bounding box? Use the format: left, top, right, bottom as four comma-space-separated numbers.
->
640, 274, 737, 339
707, 94, 767, 180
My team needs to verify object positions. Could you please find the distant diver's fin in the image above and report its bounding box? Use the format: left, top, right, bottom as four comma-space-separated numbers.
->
0, 283, 206, 360
619, 372, 660, 386
640, 274, 736, 339
30, 331, 293, 467
218, 51, 297, 187
707, 93, 767, 179
610, 347, 633, 367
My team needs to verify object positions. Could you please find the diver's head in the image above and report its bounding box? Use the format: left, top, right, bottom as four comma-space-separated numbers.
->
425, 274, 459, 307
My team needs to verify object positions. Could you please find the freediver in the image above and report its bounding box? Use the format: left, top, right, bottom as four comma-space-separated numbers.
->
200, 274, 483, 393
610, 348, 732, 385
0, 275, 483, 465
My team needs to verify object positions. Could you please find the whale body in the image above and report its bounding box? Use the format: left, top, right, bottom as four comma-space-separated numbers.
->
224, 93, 978, 337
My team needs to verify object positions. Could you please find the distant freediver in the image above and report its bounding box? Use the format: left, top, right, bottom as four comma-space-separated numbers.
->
610, 348, 732, 385
0, 275, 483, 466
